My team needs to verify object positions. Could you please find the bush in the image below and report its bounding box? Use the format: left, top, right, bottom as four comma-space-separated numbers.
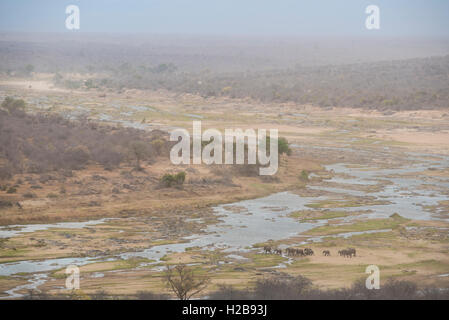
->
150, 139, 166, 155
0, 166, 13, 180
161, 174, 175, 187
1, 97, 26, 117
278, 137, 292, 156
160, 172, 186, 188
23, 192, 36, 199
129, 141, 148, 169
263, 136, 292, 156
175, 171, 186, 185
0, 200, 14, 208
234, 163, 260, 177
299, 170, 309, 182
6, 186, 17, 194
63, 146, 90, 170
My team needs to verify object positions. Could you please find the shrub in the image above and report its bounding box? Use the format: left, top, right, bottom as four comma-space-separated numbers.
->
161, 174, 175, 187
160, 172, 186, 188
6, 186, 17, 194
234, 163, 260, 177
299, 170, 309, 182
254, 275, 312, 299
151, 139, 166, 155
0, 166, 13, 180
63, 146, 90, 170
278, 137, 292, 156
1, 97, 26, 117
23, 192, 36, 199
129, 141, 149, 169
263, 136, 292, 156
174, 171, 186, 185
0, 200, 14, 208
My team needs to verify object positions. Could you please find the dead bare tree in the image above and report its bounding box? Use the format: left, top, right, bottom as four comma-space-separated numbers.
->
164, 264, 210, 300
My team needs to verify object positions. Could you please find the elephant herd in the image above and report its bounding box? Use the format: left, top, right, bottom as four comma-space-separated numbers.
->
286, 247, 315, 257
263, 246, 357, 258
338, 248, 357, 258
263, 246, 315, 256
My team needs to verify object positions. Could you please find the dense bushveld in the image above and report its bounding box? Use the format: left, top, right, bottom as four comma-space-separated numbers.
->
0, 97, 171, 179
0, 97, 294, 185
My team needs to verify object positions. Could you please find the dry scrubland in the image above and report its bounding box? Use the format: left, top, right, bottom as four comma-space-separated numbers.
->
0, 35, 448, 298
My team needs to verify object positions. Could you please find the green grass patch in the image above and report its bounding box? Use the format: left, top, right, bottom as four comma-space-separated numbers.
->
289, 210, 351, 221
240, 253, 286, 269
0, 248, 28, 259
305, 199, 388, 209
304, 215, 408, 236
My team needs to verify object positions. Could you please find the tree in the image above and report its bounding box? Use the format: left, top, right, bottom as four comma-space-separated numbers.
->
129, 141, 148, 170
63, 146, 90, 170
174, 171, 186, 185
1, 97, 26, 117
25, 64, 35, 75
299, 170, 309, 182
277, 137, 292, 156
164, 264, 209, 300
263, 136, 292, 156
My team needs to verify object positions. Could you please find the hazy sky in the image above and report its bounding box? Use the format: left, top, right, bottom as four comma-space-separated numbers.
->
0, 0, 448, 36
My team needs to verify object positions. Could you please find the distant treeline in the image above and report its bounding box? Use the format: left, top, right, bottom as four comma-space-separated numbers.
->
51, 55, 449, 111
1, 35, 448, 110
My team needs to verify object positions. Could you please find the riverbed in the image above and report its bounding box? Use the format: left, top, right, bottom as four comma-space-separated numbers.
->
0, 151, 448, 298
